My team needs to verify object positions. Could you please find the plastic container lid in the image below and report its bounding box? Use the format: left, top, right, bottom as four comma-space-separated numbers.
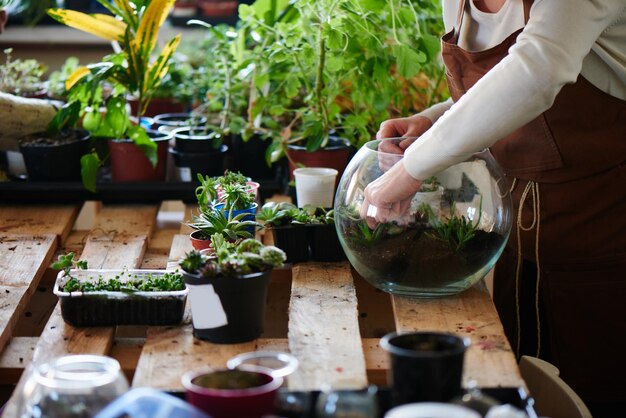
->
93, 387, 211, 418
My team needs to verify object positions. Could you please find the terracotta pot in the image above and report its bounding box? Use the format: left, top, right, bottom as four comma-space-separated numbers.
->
189, 230, 212, 251
108, 133, 170, 182
198, 0, 238, 17
287, 137, 353, 188
129, 97, 188, 118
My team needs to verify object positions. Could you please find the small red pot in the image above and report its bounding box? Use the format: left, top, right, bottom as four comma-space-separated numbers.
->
198, 0, 238, 17
189, 230, 212, 251
182, 368, 282, 418
287, 137, 352, 188
108, 136, 169, 182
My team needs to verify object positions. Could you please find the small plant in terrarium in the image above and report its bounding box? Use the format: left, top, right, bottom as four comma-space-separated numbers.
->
423, 198, 483, 252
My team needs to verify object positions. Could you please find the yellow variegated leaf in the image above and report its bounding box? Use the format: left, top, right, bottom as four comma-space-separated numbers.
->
65, 66, 91, 90
90, 13, 127, 32
145, 34, 181, 92
113, 0, 137, 28
47, 9, 125, 41
135, 0, 176, 61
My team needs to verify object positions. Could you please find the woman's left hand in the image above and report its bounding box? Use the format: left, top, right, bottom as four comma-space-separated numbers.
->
360, 162, 423, 228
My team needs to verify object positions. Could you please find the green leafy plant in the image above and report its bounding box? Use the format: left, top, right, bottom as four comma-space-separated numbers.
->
219, 183, 255, 211
62, 271, 185, 293
187, 205, 260, 242
51, 252, 88, 279
195, 173, 219, 207
47, 0, 181, 192
180, 237, 286, 279
238, 0, 446, 164
307, 206, 335, 225
420, 176, 442, 193
0, 48, 47, 96
47, 56, 80, 99
217, 170, 248, 188
256, 201, 296, 227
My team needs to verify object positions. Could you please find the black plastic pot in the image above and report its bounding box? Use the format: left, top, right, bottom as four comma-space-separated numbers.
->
229, 133, 278, 181
170, 145, 228, 181
380, 332, 470, 406
309, 223, 346, 262
172, 126, 223, 153
153, 113, 207, 135
271, 225, 310, 263
183, 270, 273, 344
19, 129, 91, 181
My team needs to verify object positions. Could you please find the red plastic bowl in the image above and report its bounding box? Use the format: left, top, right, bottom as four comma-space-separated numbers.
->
182, 368, 283, 418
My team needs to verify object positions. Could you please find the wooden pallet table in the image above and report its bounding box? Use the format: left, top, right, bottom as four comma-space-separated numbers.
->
0, 201, 525, 418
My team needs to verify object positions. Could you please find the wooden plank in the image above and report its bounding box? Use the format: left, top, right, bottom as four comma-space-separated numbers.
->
391, 281, 526, 389
0, 205, 80, 243
287, 262, 368, 391
2, 204, 159, 418
0, 337, 38, 384
0, 235, 57, 355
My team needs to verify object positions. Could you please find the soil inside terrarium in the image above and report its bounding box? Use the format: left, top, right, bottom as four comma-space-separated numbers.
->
345, 223, 503, 289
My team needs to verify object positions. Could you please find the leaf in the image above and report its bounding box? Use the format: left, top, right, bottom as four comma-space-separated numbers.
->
65, 66, 91, 90
134, 0, 176, 64
81, 152, 101, 193
145, 35, 182, 98
127, 125, 158, 167
419, 33, 441, 60
90, 13, 127, 32
394, 44, 426, 78
47, 9, 126, 41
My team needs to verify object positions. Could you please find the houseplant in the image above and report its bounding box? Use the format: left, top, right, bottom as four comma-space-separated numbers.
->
238, 0, 446, 179
47, 0, 182, 191
0, 48, 47, 97
52, 252, 188, 326
179, 236, 286, 343
186, 204, 260, 251
256, 201, 310, 263
307, 206, 346, 262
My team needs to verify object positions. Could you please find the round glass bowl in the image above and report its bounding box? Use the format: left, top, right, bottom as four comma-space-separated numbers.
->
18, 355, 129, 418
334, 138, 512, 297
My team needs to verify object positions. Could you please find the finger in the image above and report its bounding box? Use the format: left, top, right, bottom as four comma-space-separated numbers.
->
377, 120, 404, 139
398, 137, 418, 150
379, 139, 404, 155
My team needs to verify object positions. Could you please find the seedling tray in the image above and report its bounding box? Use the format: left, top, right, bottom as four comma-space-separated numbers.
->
53, 269, 188, 327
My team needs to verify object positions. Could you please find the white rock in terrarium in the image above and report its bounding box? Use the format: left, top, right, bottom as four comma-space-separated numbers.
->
334, 138, 513, 297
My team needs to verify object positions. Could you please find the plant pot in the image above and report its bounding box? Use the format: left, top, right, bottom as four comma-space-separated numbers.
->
380, 332, 470, 406
287, 136, 352, 187
172, 2, 198, 17
190, 230, 213, 251
198, 0, 239, 17
309, 223, 346, 262
271, 225, 309, 263
172, 126, 220, 153
229, 134, 278, 181
169, 145, 228, 182
53, 269, 188, 326
183, 368, 282, 418
19, 129, 91, 181
153, 113, 206, 134
293, 167, 338, 208
183, 270, 273, 344
214, 203, 258, 235
108, 134, 169, 182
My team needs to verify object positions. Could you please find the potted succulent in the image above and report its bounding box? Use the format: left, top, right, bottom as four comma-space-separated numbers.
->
52, 252, 188, 326
256, 201, 310, 263
307, 206, 346, 262
0, 48, 47, 98
47, 0, 182, 191
186, 204, 260, 251
179, 235, 286, 343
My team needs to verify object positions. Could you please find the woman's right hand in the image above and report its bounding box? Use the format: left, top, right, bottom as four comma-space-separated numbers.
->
377, 114, 433, 171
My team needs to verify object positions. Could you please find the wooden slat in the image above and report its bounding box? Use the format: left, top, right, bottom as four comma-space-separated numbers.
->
0, 336, 38, 384
0, 205, 80, 243
0, 235, 57, 355
287, 262, 367, 391
2, 204, 159, 418
392, 281, 526, 389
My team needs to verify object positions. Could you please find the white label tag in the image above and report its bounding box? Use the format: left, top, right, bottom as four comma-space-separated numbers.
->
177, 167, 192, 182
187, 284, 228, 329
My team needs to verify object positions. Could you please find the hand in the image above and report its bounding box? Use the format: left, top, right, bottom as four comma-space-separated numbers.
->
377, 115, 432, 171
360, 161, 423, 229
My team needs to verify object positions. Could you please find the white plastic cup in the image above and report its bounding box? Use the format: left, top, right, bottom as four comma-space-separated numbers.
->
293, 167, 338, 208
384, 402, 481, 418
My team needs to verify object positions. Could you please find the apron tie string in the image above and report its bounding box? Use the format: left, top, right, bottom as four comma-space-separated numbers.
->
514, 179, 542, 359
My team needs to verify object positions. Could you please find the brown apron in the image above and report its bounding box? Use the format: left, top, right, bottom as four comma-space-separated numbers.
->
441, 0, 626, 408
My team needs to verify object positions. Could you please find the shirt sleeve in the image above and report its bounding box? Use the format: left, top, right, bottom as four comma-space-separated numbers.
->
402, 0, 626, 180
416, 98, 453, 123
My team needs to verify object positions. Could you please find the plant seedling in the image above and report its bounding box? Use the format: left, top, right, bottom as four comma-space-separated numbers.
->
52, 252, 88, 279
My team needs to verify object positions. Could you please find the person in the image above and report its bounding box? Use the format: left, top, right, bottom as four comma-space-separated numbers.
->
362, 0, 626, 416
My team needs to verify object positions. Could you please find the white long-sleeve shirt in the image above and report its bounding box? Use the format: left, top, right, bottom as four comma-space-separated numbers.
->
403, 0, 626, 180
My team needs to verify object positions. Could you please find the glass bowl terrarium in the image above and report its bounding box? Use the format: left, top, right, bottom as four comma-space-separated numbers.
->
334, 138, 512, 297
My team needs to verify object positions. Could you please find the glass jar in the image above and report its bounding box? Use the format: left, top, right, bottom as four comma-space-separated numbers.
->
18, 355, 129, 418
334, 138, 512, 297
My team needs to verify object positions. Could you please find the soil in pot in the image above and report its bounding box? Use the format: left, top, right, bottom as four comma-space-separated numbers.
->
191, 370, 268, 390
341, 221, 504, 292
19, 129, 90, 181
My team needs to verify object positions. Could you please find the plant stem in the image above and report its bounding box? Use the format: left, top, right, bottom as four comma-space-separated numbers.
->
315, 26, 329, 135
